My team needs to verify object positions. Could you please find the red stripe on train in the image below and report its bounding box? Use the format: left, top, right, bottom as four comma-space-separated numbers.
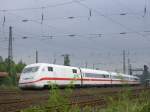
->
19, 77, 139, 84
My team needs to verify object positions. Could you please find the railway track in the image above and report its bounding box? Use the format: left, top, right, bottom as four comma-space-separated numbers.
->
0, 86, 145, 94
0, 89, 49, 94
0, 86, 149, 112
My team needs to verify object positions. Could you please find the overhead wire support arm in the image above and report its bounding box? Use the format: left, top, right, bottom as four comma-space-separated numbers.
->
41, 7, 45, 24
143, 0, 147, 17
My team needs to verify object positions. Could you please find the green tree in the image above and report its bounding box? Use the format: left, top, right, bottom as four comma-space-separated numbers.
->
0, 56, 3, 63
0, 56, 6, 72
0, 56, 26, 86
141, 65, 150, 85
15, 60, 26, 73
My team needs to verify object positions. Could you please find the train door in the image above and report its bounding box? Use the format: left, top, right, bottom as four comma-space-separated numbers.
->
47, 66, 56, 84
109, 73, 112, 86
79, 68, 83, 87
71, 68, 81, 87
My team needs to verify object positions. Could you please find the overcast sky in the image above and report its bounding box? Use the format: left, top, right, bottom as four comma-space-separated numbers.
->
0, 0, 150, 72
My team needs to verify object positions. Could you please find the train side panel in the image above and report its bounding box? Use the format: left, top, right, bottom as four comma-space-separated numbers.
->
19, 63, 140, 89
19, 63, 82, 88
81, 68, 111, 86
51, 66, 81, 86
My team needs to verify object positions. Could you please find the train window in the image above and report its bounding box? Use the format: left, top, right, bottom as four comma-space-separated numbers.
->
123, 77, 129, 80
23, 66, 39, 73
48, 67, 53, 72
111, 76, 121, 79
131, 78, 139, 81
130, 78, 133, 80
85, 73, 108, 78
134, 78, 139, 81
103, 75, 109, 78
72, 69, 77, 73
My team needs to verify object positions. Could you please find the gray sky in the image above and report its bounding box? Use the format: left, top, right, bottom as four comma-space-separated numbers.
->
0, 0, 150, 72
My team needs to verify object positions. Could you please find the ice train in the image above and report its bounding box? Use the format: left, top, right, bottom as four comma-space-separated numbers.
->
18, 63, 140, 88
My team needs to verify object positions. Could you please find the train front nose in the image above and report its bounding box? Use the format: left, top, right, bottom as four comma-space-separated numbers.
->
18, 73, 37, 88
18, 66, 40, 88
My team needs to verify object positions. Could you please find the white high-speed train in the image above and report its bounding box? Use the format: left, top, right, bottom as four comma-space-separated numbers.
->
18, 63, 140, 88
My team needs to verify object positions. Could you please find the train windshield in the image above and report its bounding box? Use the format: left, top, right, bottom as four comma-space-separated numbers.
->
22, 66, 39, 73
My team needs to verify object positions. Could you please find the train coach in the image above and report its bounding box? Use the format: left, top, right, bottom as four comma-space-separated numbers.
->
18, 63, 140, 89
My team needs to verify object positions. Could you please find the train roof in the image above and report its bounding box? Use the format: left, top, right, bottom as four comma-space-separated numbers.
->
81, 68, 110, 75
25, 63, 79, 69
110, 72, 139, 78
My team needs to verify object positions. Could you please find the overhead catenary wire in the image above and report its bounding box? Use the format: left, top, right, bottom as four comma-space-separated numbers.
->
0, 0, 150, 69
0, 47, 7, 52
73, 0, 150, 39
113, 0, 150, 38
2, 4, 149, 41
0, 1, 77, 12
11, 29, 150, 41
5, 11, 70, 33
7, 13, 145, 22
40, 30, 150, 40
1, 0, 150, 41
1, 5, 148, 42
0, 13, 150, 43
1, 0, 147, 26
114, 0, 150, 23
0, 39, 8, 42
0, 0, 145, 18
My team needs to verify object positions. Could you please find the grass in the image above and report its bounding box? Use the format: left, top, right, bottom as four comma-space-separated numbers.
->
21, 85, 150, 112
102, 89, 150, 112
0, 84, 19, 90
